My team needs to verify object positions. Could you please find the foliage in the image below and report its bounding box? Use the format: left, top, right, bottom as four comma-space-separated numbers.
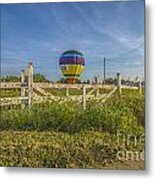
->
0, 76, 20, 82
56, 78, 82, 84
33, 73, 49, 82
105, 78, 117, 85
0, 73, 49, 83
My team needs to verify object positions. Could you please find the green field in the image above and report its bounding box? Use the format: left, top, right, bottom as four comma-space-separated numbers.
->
0, 88, 21, 97
0, 89, 145, 169
44, 87, 112, 96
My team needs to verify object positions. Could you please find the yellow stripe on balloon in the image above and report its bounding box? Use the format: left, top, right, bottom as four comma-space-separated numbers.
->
60, 65, 85, 76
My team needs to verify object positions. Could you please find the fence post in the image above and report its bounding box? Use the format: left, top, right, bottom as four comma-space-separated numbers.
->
138, 80, 142, 97
95, 85, 100, 97
21, 69, 25, 109
66, 87, 69, 96
28, 62, 33, 109
82, 86, 86, 110
117, 73, 122, 96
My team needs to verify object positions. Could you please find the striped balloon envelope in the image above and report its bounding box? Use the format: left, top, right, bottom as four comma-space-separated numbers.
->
59, 50, 85, 84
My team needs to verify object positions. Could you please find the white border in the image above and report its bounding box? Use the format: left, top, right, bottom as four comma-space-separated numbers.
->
0, 0, 145, 4
0, 0, 155, 179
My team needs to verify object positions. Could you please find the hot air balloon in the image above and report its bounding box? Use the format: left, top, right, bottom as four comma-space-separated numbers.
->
59, 50, 85, 84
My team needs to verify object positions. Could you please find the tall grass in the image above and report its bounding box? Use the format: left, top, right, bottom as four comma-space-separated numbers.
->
0, 89, 144, 135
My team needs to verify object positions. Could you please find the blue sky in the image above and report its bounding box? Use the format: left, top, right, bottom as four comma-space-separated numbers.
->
1, 0, 144, 81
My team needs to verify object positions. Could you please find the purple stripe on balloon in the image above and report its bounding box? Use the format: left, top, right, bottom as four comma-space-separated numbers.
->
59, 56, 85, 65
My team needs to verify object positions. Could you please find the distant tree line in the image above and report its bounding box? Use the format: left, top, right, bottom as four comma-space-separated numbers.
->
0, 73, 49, 82
33, 73, 49, 82
0, 76, 20, 82
56, 78, 90, 84
0, 74, 145, 86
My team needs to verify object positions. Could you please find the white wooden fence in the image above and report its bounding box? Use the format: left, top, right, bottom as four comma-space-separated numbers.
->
0, 63, 142, 110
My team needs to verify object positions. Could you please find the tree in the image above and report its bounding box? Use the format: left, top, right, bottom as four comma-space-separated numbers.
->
33, 73, 49, 82
0, 75, 20, 82
105, 78, 116, 84
56, 78, 67, 84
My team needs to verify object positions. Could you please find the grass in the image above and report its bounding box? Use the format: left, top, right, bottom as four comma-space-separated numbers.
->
0, 88, 29, 97
0, 88, 145, 169
43, 87, 113, 96
0, 130, 144, 169
0, 90, 144, 135
44, 88, 82, 96
0, 88, 21, 97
